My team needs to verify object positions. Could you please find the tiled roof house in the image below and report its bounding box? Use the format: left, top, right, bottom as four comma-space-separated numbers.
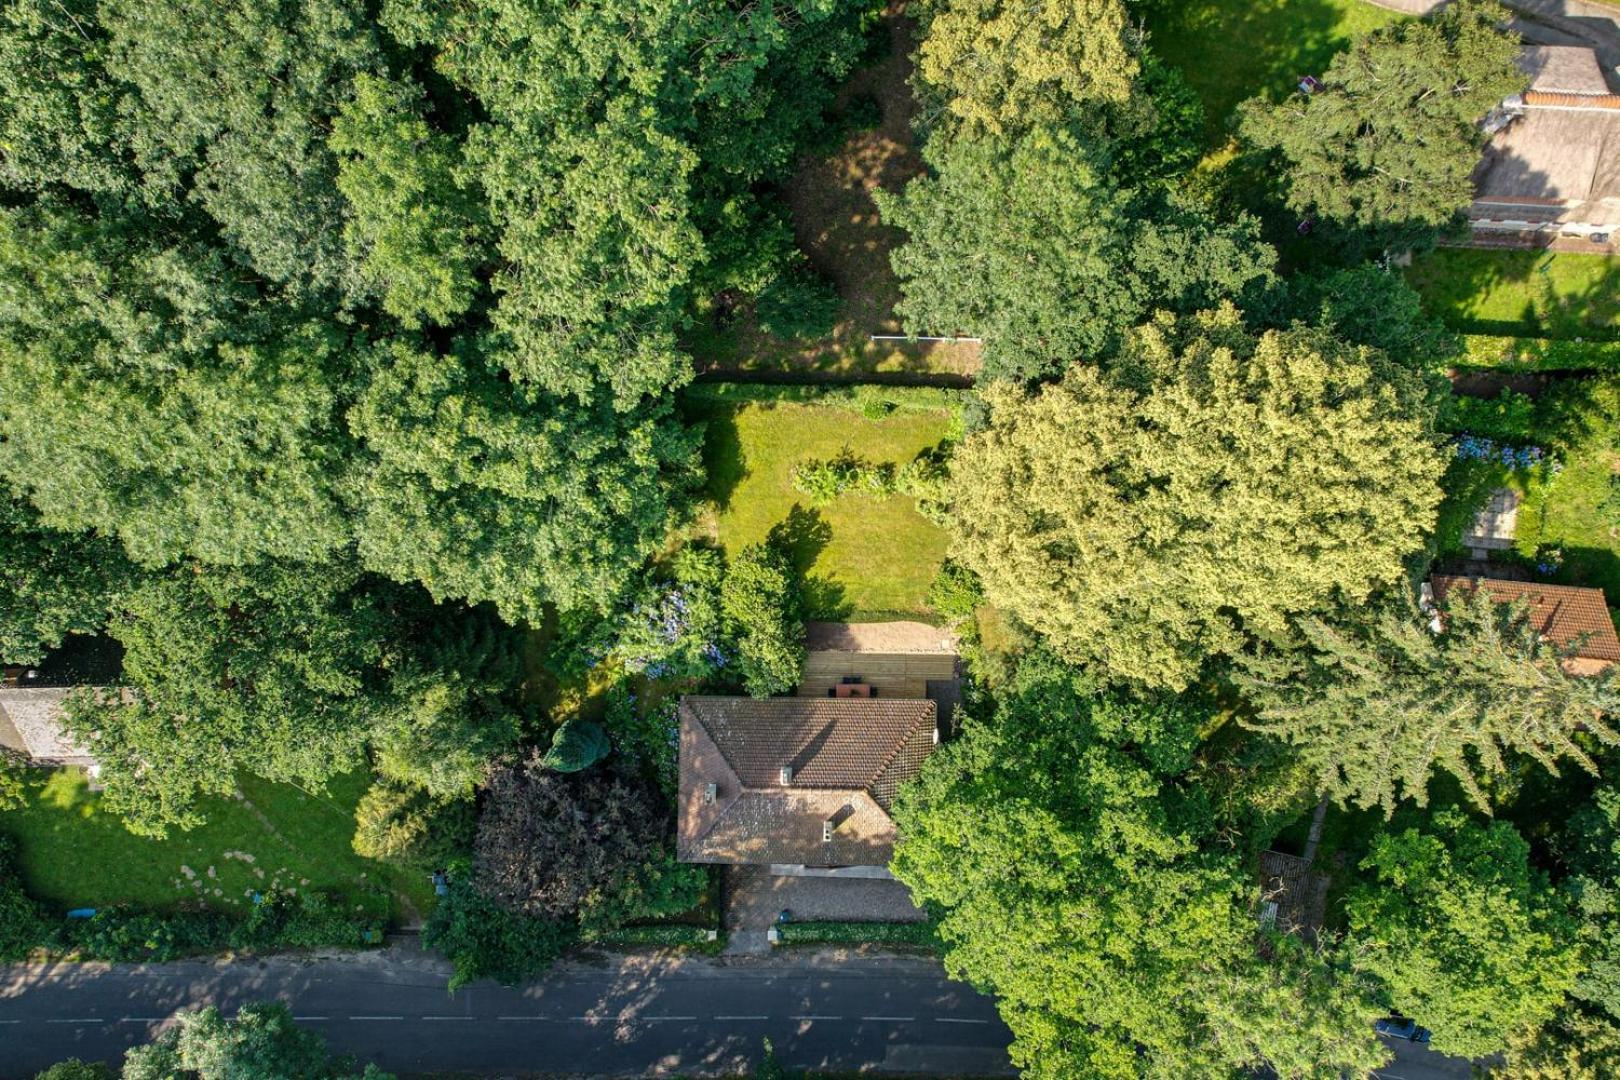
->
1470, 46, 1620, 243
1429, 575, 1620, 675
677, 696, 937, 867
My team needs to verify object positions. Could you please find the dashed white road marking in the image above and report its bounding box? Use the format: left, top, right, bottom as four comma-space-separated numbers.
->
791, 1015, 841, 1021
350, 1015, 404, 1021
497, 1015, 544, 1021
861, 1015, 915, 1022
646, 1015, 697, 1021
119, 1017, 165, 1023
715, 1015, 769, 1021
47, 1018, 104, 1024
935, 1017, 991, 1025
293, 1016, 329, 1022
422, 1015, 475, 1021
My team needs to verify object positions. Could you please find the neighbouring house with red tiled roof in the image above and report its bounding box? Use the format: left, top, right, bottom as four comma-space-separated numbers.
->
1427, 575, 1620, 675
677, 696, 938, 868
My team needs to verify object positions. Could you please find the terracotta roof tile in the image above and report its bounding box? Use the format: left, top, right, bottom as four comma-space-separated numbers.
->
1431, 575, 1620, 661
677, 696, 937, 866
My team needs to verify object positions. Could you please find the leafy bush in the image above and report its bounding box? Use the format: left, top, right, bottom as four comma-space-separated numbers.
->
775, 920, 939, 947
1442, 389, 1537, 441
928, 561, 982, 621
721, 541, 805, 697
601, 684, 680, 794
423, 874, 576, 992
604, 545, 727, 680
792, 446, 950, 519
0, 835, 50, 961
35, 1062, 112, 1080
756, 264, 840, 341
542, 716, 611, 772
56, 894, 380, 962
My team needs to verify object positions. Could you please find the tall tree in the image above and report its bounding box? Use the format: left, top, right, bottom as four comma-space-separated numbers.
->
0, 202, 356, 567
1239, 0, 1524, 240
1242, 589, 1620, 815
1555, 783, 1620, 1021
891, 654, 1388, 1079
912, 0, 1138, 141
0, 495, 135, 664
1345, 808, 1581, 1059
347, 340, 700, 623
66, 560, 402, 837
99, 0, 382, 299
950, 307, 1446, 688
329, 73, 486, 328
121, 1002, 392, 1079
877, 129, 1274, 381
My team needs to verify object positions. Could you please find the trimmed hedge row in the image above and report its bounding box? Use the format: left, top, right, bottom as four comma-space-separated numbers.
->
775, 920, 940, 948
1457, 335, 1620, 372
683, 380, 966, 418
589, 923, 725, 952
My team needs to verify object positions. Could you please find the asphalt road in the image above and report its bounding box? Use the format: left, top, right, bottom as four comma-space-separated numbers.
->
0, 943, 1014, 1077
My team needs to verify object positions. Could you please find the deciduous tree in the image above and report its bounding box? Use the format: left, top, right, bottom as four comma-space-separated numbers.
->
0, 496, 135, 664
950, 307, 1446, 687
1346, 808, 1581, 1059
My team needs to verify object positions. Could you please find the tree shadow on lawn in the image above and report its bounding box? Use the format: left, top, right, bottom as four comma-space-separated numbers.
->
1411, 250, 1620, 340
768, 504, 852, 621
696, 404, 745, 515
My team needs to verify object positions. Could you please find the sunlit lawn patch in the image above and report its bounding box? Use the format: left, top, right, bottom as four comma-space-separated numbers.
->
1408, 250, 1620, 340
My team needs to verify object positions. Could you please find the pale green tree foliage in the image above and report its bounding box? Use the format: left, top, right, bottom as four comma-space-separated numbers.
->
0, 496, 135, 664
1346, 809, 1580, 1059
878, 129, 1274, 381
1555, 784, 1620, 1021
892, 655, 1389, 1078
1242, 589, 1620, 815
1240, 0, 1524, 236
347, 340, 700, 622
1499, 1009, 1620, 1080
122, 1002, 391, 1079
913, 0, 1137, 141
950, 307, 1446, 688
0, 0, 129, 195
0, 203, 355, 567
99, 0, 382, 298
330, 73, 485, 328
67, 560, 399, 837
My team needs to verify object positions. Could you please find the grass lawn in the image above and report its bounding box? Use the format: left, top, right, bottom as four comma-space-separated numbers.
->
689, 394, 953, 620
690, 10, 981, 380
1516, 446, 1620, 598
1407, 250, 1620, 340
1148, 0, 1403, 148
0, 768, 432, 922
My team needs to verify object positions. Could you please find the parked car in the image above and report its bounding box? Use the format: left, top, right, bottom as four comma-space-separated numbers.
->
1375, 1017, 1431, 1044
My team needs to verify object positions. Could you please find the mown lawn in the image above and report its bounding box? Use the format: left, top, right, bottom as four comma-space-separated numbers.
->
1147, 0, 1402, 147
1407, 250, 1620, 340
0, 768, 432, 921
1516, 447, 1620, 599
690, 395, 953, 620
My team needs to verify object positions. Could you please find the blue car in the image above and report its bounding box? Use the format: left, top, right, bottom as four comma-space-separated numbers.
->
1375, 1017, 1431, 1044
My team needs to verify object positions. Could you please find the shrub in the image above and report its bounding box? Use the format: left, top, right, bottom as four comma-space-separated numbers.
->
1460, 335, 1620, 372
601, 684, 680, 795
587, 923, 722, 952
606, 545, 726, 680
721, 541, 805, 697
542, 716, 611, 773
56, 894, 380, 962
928, 561, 982, 622
1442, 389, 1537, 441
0, 836, 50, 961
791, 449, 895, 505
775, 920, 939, 948
755, 264, 840, 341
35, 1062, 113, 1080
422, 873, 576, 992
353, 781, 475, 870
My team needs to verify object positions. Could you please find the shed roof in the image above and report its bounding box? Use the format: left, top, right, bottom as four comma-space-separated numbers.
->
677, 696, 936, 866
1430, 575, 1620, 662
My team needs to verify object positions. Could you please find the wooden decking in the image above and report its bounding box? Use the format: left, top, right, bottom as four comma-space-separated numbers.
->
797, 650, 958, 700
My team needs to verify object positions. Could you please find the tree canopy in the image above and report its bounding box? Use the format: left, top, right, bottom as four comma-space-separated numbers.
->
1243, 588, 1620, 814
1345, 809, 1581, 1059
1240, 0, 1524, 240
950, 307, 1447, 687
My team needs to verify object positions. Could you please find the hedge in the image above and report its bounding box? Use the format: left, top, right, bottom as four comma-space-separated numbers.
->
1456, 335, 1620, 373
589, 923, 725, 952
683, 381, 966, 418
774, 920, 940, 948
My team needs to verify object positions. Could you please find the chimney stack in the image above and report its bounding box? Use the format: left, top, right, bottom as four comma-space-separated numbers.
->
822, 819, 834, 843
